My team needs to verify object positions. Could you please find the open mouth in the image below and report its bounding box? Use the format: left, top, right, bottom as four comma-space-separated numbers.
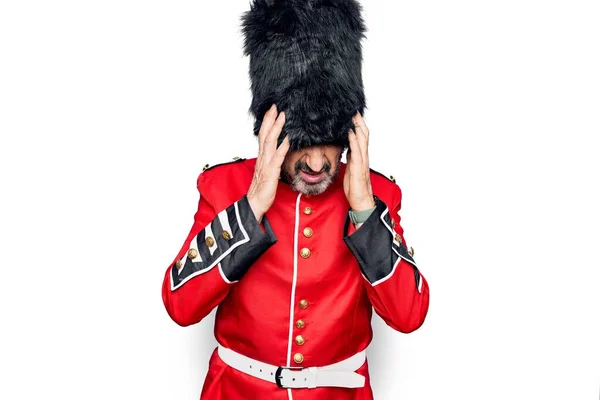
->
300, 170, 325, 183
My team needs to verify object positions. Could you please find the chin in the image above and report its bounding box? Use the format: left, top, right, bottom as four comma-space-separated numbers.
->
294, 178, 331, 195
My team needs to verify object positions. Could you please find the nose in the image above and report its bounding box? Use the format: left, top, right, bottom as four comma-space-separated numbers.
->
303, 148, 327, 173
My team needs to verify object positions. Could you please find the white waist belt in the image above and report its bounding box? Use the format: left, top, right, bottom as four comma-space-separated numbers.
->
217, 344, 366, 389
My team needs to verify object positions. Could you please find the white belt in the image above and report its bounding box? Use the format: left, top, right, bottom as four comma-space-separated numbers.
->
217, 344, 366, 389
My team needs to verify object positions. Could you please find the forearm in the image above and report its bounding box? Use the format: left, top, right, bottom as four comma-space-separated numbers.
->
162, 176, 278, 326
343, 194, 429, 332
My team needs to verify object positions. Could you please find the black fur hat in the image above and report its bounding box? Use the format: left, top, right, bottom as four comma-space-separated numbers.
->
240, 0, 367, 151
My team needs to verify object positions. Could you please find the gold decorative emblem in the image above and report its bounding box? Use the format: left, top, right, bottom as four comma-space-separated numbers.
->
395, 233, 402, 243
300, 248, 311, 258
298, 299, 309, 309
187, 248, 198, 259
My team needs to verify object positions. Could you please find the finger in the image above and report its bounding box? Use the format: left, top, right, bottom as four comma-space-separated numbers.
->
349, 130, 369, 182
273, 135, 290, 166
354, 112, 369, 139
352, 114, 369, 165
352, 121, 367, 150
345, 149, 352, 183
258, 104, 278, 154
349, 128, 364, 160
352, 114, 368, 147
345, 147, 352, 170
343, 150, 351, 183
259, 104, 278, 157
347, 129, 364, 166
264, 111, 286, 159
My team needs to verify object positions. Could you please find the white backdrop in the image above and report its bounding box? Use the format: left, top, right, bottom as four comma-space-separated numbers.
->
1, 1, 599, 399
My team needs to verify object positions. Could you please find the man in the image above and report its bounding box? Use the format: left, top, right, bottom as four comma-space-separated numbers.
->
161, 1, 430, 399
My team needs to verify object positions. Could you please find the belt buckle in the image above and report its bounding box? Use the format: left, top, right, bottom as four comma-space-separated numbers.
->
275, 366, 305, 389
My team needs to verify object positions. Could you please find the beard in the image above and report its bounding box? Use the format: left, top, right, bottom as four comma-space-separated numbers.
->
280, 155, 342, 195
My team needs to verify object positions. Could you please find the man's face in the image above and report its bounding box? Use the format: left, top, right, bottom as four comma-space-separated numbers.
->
280, 144, 344, 195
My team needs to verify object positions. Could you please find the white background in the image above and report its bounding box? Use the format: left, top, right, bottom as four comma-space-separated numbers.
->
1, 0, 599, 399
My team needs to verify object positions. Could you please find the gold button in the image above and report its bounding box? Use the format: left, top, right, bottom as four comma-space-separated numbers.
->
395, 233, 402, 243
203, 164, 210, 171
298, 299, 309, 309
295, 335, 305, 345
205, 236, 215, 247
391, 219, 395, 228
303, 207, 312, 215
221, 230, 232, 241
390, 175, 396, 183
296, 319, 305, 329
187, 248, 198, 259
293, 353, 304, 364
233, 156, 240, 160
175, 259, 183, 269
303, 227, 313, 238
409, 246, 414, 257
300, 248, 311, 258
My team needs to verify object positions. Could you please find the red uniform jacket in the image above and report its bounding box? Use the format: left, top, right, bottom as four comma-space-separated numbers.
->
162, 157, 430, 400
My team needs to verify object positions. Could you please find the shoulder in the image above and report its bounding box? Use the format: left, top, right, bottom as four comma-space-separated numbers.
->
195, 157, 257, 208
369, 167, 399, 186
369, 167, 402, 207
196, 157, 255, 187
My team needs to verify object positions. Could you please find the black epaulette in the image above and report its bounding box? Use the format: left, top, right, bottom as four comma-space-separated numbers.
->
369, 167, 397, 184
202, 157, 246, 173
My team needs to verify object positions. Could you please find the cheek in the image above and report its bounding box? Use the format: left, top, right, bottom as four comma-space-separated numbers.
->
329, 156, 341, 170
283, 160, 296, 175
326, 148, 343, 165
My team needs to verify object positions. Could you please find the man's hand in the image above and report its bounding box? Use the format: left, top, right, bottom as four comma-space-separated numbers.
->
247, 104, 290, 222
344, 112, 375, 215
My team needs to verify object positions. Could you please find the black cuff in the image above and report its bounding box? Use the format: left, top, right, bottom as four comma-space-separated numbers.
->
170, 195, 278, 290
343, 197, 417, 285
222, 194, 278, 281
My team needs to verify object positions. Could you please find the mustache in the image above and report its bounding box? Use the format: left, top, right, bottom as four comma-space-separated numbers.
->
295, 160, 331, 175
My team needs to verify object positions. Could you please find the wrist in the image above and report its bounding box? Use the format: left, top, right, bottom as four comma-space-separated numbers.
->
351, 197, 376, 212
349, 206, 375, 225
247, 195, 265, 223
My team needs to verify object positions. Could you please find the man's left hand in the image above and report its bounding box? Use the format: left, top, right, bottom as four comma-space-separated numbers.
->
343, 111, 375, 212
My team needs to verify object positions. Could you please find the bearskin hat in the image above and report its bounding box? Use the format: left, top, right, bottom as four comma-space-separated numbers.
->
240, 0, 367, 151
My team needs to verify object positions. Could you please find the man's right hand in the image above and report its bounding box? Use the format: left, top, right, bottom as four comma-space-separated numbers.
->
247, 104, 290, 223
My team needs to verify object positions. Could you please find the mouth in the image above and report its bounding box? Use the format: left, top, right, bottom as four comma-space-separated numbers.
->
300, 170, 326, 183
